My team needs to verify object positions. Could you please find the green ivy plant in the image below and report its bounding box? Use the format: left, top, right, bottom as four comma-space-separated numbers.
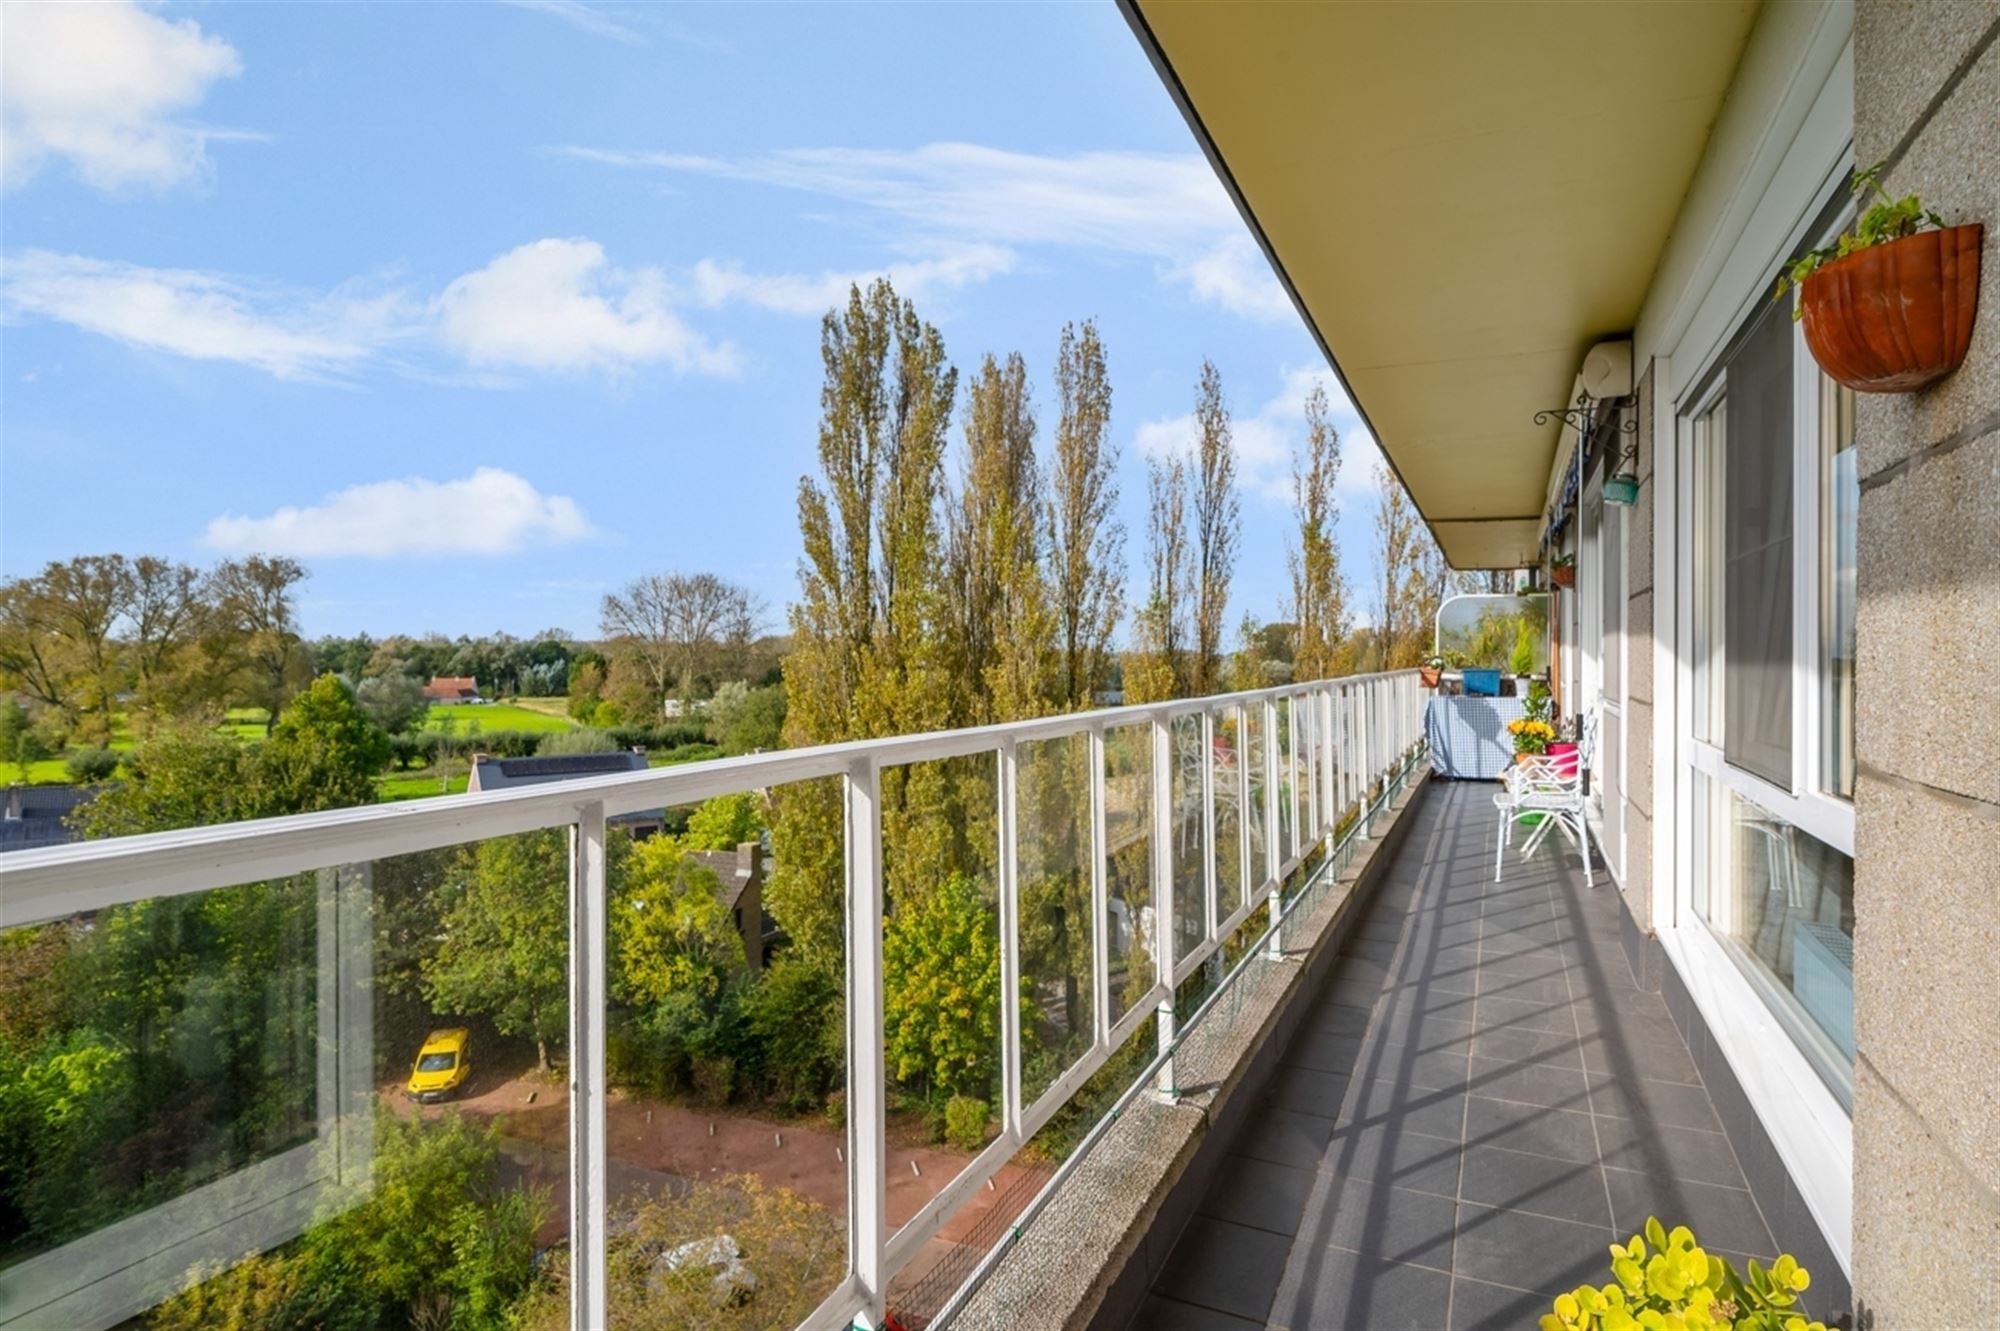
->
1542, 1217, 1829, 1331
1773, 160, 1947, 318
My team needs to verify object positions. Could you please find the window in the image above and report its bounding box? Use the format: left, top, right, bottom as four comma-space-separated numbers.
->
1821, 377, 1858, 798
1695, 778, 1855, 1096
1691, 400, 1726, 744
1721, 297, 1795, 789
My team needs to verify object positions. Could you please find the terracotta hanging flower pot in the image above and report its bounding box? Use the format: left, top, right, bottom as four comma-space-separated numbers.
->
1419, 665, 1442, 688
1550, 563, 1576, 589
1799, 224, 1983, 393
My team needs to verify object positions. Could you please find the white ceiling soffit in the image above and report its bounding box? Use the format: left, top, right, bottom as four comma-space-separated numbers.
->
1122, 0, 1758, 568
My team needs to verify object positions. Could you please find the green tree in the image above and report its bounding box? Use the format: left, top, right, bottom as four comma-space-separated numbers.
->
259, 674, 392, 812
678, 791, 767, 852
355, 673, 429, 734
423, 829, 570, 1073
209, 555, 310, 733
149, 1111, 539, 1331
1290, 383, 1348, 681
70, 728, 267, 837
1048, 319, 1124, 710
1126, 453, 1190, 703
611, 842, 745, 1009
744, 956, 844, 1111
882, 872, 1003, 1100
948, 351, 1053, 724
1190, 360, 1240, 696
772, 278, 956, 973
704, 679, 787, 755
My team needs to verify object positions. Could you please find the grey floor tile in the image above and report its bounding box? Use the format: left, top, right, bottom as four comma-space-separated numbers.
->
1198, 1153, 1317, 1237
1368, 1043, 1470, 1093
1327, 971, 1391, 1011
1450, 1275, 1555, 1331
1155, 1215, 1294, 1323
1586, 1071, 1724, 1133
1348, 1077, 1467, 1140
1322, 1120, 1462, 1197
1341, 933, 1400, 963
1470, 994, 1576, 1034
1469, 1023, 1583, 1067
1576, 1030, 1701, 1084
1593, 1115, 1748, 1188
1452, 1202, 1613, 1295
1462, 1095, 1599, 1165
1319, 1176, 1457, 1271
1133, 1293, 1262, 1330
1274, 1247, 1453, 1331
1477, 971, 1573, 1005
1265, 1063, 1351, 1118
1603, 1168, 1775, 1258
1459, 1144, 1611, 1226
1466, 1054, 1593, 1111
1235, 1107, 1337, 1171
1300, 1002, 1372, 1040
1284, 1026, 1365, 1075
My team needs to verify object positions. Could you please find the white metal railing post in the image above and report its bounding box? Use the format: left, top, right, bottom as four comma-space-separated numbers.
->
1319, 687, 1336, 840
1201, 711, 1218, 941
567, 803, 608, 1331
997, 740, 1023, 1141
1262, 696, 1282, 957
1088, 725, 1110, 1048
1236, 705, 1251, 917
844, 759, 887, 1329
1150, 715, 1177, 1100
1303, 692, 1318, 843
1358, 683, 1373, 838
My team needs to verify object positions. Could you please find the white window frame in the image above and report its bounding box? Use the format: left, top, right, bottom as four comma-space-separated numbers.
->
1661, 122, 1858, 1275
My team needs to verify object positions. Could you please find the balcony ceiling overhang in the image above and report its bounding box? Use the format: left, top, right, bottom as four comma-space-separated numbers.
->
1123, 0, 1758, 568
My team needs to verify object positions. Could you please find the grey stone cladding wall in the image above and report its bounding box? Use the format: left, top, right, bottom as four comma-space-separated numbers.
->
1849, 3, 2000, 1325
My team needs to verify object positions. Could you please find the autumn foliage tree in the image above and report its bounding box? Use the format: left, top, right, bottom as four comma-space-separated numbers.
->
1290, 383, 1349, 680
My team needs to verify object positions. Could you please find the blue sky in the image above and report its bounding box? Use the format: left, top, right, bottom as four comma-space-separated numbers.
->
1, 0, 1387, 642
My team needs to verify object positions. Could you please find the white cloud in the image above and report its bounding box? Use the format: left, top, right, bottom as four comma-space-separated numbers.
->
1, 250, 399, 379
1, 1, 254, 193
558, 142, 1292, 322
1169, 235, 1297, 325
685, 243, 1015, 316
436, 238, 738, 376
499, 0, 644, 45
203, 467, 597, 558
1134, 365, 1384, 505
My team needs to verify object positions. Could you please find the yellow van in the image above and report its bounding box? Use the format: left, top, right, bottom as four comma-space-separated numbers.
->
406, 1028, 471, 1103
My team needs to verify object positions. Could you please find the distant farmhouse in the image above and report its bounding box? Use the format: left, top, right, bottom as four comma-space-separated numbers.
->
424, 676, 483, 705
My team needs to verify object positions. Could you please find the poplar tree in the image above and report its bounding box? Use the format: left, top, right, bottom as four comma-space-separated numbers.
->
1047, 320, 1123, 711
1374, 472, 1424, 668
947, 351, 1052, 725
771, 279, 958, 973
1190, 360, 1240, 696
1125, 454, 1191, 703
1289, 383, 1348, 681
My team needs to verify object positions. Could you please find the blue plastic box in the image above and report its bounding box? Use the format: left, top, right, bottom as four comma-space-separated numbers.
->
1462, 669, 1502, 697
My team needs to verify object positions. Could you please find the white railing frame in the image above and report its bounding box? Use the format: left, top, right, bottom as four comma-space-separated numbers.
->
0, 671, 1424, 1331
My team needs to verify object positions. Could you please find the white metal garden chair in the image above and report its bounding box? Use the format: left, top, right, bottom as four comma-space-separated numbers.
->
1493, 713, 1596, 888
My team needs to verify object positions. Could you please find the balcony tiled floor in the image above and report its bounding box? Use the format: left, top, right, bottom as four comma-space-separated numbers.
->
1137, 781, 1775, 1331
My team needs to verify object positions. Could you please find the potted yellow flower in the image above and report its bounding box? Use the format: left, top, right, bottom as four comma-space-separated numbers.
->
1507, 717, 1556, 765
1543, 1217, 1828, 1331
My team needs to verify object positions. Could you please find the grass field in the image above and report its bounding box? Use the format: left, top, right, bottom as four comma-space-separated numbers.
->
0, 759, 71, 785
378, 771, 471, 801
421, 702, 576, 734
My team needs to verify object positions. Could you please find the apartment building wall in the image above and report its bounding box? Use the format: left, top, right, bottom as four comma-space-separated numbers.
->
1848, 2, 2000, 1321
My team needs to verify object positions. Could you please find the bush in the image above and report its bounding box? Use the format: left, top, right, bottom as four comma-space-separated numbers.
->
823, 1088, 846, 1131
63, 748, 119, 783
538, 728, 618, 756
605, 723, 707, 752
387, 735, 426, 770
743, 958, 844, 1112
943, 1095, 988, 1151
691, 1053, 735, 1107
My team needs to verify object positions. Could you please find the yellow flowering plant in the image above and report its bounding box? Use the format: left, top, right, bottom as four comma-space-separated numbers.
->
1507, 717, 1557, 755
1542, 1217, 1828, 1331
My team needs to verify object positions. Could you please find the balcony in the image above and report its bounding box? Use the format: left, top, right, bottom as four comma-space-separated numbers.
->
0, 673, 1434, 1331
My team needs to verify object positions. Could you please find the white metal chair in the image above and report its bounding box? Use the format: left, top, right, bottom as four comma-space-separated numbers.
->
1511, 753, 1593, 889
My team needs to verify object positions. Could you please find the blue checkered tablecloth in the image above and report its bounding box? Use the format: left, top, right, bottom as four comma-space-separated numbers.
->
1426, 696, 1528, 780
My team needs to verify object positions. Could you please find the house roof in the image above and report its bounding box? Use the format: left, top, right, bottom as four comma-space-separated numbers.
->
424, 676, 479, 696
1120, 0, 1759, 567
467, 751, 648, 788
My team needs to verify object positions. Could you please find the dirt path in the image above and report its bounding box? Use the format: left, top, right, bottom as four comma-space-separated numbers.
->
386, 1072, 1048, 1259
